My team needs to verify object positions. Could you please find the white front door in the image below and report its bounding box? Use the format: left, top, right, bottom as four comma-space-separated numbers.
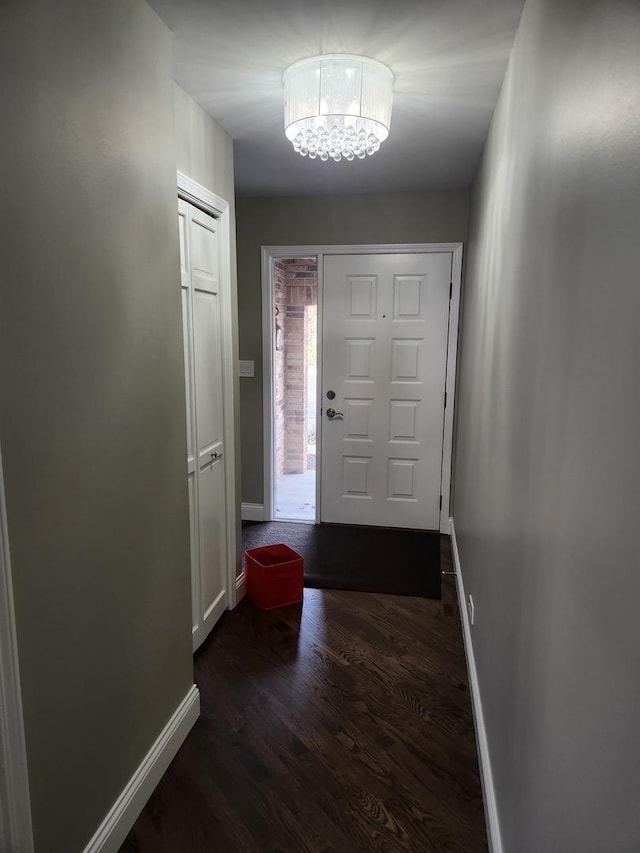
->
320, 253, 451, 530
179, 199, 228, 649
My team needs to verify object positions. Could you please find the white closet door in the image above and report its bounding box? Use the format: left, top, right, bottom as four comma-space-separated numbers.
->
178, 199, 227, 650
178, 201, 200, 639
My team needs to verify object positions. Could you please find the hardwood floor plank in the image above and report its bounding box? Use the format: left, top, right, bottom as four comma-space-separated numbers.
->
120, 537, 487, 853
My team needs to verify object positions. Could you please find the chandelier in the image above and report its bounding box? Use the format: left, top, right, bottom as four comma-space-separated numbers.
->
283, 54, 393, 162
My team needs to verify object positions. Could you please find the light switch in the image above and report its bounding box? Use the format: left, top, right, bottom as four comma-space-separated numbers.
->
239, 359, 255, 378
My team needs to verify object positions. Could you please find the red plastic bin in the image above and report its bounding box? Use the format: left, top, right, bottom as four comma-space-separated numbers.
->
244, 544, 304, 610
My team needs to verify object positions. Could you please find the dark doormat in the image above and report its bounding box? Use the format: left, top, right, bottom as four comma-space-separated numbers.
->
242, 521, 441, 599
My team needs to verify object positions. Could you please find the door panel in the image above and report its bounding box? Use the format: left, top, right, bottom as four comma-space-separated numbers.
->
187, 471, 199, 633
193, 289, 224, 463
181, 288, 195, 469
178, 198, 228, 650
190, 219, 219, 292
197, 458, 227, 631
321, 253, 451, 530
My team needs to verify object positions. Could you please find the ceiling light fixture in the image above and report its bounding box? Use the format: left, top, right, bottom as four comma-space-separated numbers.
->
283, 54, 393, 162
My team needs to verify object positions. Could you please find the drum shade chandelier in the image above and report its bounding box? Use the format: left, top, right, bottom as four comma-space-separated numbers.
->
283, 54, 393, 162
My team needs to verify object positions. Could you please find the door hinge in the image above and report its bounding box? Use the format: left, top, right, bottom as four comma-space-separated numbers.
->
449, 281, 453, 300
439, 495, 443, 510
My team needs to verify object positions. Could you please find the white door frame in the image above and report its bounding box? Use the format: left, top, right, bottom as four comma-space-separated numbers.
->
177, 171, 239, 608
261, 243, 462, 534
0, 445, 34, 853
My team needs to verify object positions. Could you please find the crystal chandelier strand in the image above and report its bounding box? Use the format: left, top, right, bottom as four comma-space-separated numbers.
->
291, 120, 384, 162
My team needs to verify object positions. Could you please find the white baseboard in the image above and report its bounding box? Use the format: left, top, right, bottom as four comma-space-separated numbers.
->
235, 570, 246, 605
449, 518, 503, 853
241, 502, 265, 521
82, 685, 200, 853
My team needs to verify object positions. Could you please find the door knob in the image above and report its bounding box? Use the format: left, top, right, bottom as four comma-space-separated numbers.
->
326, 408, 344, 420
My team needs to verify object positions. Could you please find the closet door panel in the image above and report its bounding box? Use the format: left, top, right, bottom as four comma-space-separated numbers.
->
197, 457, 226, 627
193, 289, 224, 464
187, 471, 200, 631
178, 200, 201, 641
188, 204, 227, 644
182, 288, 196, 468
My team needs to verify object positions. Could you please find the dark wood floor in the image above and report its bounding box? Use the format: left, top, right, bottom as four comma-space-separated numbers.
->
120, 537, 487, 852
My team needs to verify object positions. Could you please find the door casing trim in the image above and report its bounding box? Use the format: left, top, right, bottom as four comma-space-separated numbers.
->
261, 243, 463, 534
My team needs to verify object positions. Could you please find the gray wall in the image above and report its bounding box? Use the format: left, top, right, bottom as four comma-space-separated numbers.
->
174, 83, 242, 575
174, 82, 236, 203
453, 0, 640, 850
0, 3, 193, 851
237, 190, 469, 504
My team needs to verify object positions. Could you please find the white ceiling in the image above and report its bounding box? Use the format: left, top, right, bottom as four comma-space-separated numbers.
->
148, 0, 524, 197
